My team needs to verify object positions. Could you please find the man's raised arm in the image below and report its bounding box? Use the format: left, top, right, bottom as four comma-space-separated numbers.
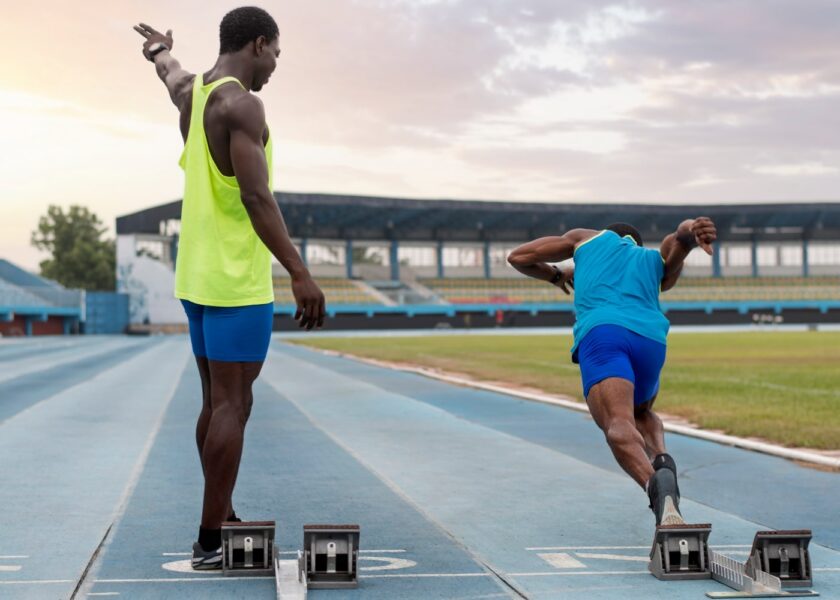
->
507, 229, 594, 294
133, 23, 193, 109
228, 94, 325, 329
659, 217, 717, 292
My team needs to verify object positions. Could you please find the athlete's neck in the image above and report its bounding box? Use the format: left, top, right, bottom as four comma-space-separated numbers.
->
205, 54, 254, 91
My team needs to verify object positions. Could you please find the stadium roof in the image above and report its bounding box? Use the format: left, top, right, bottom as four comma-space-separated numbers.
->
116, 193, 840, 243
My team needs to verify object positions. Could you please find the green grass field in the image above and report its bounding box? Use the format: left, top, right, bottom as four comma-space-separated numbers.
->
293, 331, 840, 450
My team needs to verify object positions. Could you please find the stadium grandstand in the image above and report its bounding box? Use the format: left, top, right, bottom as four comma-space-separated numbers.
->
116, 194, 840, 330
0, 259, 128, 336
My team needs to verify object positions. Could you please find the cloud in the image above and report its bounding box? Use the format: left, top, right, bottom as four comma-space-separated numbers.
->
750, 163, 840, 176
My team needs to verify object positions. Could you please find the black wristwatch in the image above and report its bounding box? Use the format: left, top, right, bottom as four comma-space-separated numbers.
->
147, 42, 170, 61
549, 265, 563, 284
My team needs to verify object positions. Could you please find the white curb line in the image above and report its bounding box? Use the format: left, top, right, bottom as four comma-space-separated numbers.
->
315, 349, 840, 470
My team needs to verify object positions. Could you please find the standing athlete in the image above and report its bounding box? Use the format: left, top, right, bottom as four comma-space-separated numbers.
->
508, 218, 716, 526
134, 7, 325, 569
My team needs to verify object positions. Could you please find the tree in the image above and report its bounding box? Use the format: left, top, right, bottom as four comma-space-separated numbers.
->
31, 205, 116, 291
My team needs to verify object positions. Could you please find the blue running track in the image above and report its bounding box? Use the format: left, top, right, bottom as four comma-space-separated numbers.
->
0, 335, 837, 599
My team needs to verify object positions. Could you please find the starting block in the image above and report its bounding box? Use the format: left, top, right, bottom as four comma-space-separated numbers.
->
706, 530, 817, 598
747, 530, 813, 589
301, 524, 360, 589
221, 520, 275, 576
649, 523, 713, 580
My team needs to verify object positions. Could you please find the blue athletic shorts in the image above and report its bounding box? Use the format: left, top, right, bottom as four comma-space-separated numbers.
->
577, 324, 667, 405
181, 300, 274, 362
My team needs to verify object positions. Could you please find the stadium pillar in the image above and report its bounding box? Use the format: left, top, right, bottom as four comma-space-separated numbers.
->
712, 244, 722, 278
436, 241, 444, 278
300, 238, 308, 267
802, 239, 810, 277
346, 239, 354, 279
751, 239, 759, 278
62, 317, 74, 335
390, 240, 400, 281
483, 241, 491, 279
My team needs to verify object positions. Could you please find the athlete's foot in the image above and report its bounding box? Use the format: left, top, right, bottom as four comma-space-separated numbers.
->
647, 467, 685, 526
191, 542, 222, 570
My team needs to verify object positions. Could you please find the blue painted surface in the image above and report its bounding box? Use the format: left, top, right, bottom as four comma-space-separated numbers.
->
280, 344, 840, 549
0, 335, 837, 599
0, 338, 156, 423
86, 370, 504, 599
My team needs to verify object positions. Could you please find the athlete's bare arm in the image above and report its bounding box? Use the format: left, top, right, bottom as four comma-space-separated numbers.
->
228, 94, 325, 329
659, 217, 717, 292
507, 229, 595, 294
133, 23, 194, 110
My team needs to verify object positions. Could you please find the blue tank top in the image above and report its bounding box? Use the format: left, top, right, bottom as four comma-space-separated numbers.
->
570, 230, 669, 360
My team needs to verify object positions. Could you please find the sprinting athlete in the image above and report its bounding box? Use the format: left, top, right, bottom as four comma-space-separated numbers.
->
134, 7, 325, 569
507, 217, 716, 525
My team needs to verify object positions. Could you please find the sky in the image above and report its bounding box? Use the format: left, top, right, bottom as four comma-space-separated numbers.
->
2, 0, 839, 270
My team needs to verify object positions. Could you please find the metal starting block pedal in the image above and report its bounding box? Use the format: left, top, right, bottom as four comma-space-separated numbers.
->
747, 530, 813, 590
221, 520, 275, 576
301, 524, 360, 589
649, 523, 713, 580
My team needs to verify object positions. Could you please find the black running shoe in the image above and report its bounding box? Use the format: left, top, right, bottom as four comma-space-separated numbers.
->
652, 453, 681, 497
191, 542, 222, 570
647, 467, 685, 526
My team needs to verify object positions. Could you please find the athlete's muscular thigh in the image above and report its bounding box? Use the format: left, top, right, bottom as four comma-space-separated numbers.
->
586, 377, 635, 431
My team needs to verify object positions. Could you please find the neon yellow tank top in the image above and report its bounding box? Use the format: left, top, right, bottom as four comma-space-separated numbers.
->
174, 75, 274, 307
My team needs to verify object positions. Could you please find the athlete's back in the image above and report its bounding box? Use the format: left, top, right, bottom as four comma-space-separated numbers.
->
571, 230, 669, 356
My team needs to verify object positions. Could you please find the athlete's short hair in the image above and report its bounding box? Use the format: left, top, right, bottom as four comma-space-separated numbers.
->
219, 6, 279, 54
606, 222, 643, 246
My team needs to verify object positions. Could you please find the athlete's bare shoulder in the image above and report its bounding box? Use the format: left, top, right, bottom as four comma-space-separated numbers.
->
222, 89, 265, 135
566, 229, 600, 245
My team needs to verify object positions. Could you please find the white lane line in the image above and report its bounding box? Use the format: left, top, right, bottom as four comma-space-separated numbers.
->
575, 552, 648, 563
360, 556, 417, 571
72, 344, 191, 598
162, 548, 406, 557
527, 545, 649, 551
88, 594, 120, 597
362, 573, 491, 579
0, 556, 28, 559
97, 573, 491, 583
0, 579, 74, 585
347, 354, 840, 469
537, 553, 587, 569
526, 544, 751, 551
0, 566, 23, 572
510, 571, 649, 577
814, 567, 840, 571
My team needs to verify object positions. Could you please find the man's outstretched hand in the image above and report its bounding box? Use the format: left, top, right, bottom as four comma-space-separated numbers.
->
291, 275, 326, 331
553, 265, 575, 295
133, 23, 174, 61
691, 217, 717, 255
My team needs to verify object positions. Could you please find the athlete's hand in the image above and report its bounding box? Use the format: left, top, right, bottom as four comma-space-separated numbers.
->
691, 217, 717, 255
553, 266, 575, 295
291, 275, 326, 330
133, 23, 174, 61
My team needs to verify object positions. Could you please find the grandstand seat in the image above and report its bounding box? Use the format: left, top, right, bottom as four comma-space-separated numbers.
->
273, 276, 384, 305
419, 276, 840, 304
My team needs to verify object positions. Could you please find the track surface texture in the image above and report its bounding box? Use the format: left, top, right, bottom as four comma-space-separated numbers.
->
0, 334, 837, 599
